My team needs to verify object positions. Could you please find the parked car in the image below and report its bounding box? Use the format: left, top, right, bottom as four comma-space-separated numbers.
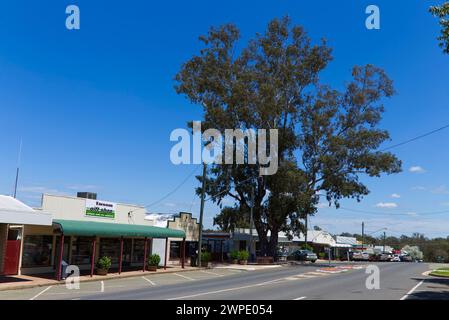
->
288, 250, 318, 263
391, 254, 401, 262
379, 253, 393, 262
400, 255, 413, 262
351, 251, 370, 261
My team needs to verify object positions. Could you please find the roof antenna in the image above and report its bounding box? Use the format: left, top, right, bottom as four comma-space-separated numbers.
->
13, 138, 22, 199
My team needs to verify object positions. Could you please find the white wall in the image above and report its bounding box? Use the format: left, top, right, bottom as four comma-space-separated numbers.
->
42, 194, 151, 226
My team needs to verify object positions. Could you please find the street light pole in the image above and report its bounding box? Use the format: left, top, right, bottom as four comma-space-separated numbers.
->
361, 222, 365, 251
248, 186, 255, 262
197, 163, 207, 267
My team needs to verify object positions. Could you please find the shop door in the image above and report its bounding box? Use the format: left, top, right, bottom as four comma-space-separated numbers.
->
4, 240, 21, 275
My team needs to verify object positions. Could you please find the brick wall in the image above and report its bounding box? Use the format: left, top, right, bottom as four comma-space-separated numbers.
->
0, 224, 8, 274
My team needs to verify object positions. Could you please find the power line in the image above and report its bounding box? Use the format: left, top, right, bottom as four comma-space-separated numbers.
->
135, 165, 201, 212
338, 206, 449, 217
381, 123, 449, 151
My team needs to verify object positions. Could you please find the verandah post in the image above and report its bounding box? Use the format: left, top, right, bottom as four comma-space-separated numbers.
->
119, 237, 124, 274
90, 237, 96, 277
56, 234, 64, 281
143, 237, 148, 272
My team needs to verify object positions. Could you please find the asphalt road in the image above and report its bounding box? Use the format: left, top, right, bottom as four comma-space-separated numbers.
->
1, 262, 446, 300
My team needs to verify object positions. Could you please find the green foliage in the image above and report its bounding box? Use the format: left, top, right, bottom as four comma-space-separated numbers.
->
230, 250, 240, 260
147, 254, 161, 267
301, 244, 313, 251
97, 256, 112, 270
318, 252, 326, 259
430, 2, 449, 54
175, 16, 401, 257
238, 250, 250, 261
201, 251, 211, 262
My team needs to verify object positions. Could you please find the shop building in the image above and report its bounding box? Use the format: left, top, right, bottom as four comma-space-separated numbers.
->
0, 195, 52, 275
165, 212, 200, 266
19, 193, 186, 279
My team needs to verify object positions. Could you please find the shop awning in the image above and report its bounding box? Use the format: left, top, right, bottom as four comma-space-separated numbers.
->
0, 195, 52, 226
52, 219, 186, 238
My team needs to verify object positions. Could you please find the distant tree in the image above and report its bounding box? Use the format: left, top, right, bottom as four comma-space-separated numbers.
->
430, 2, 449, 54
213, 206, 249, 232
313, 226, 322, 231
402, 245, 424, 260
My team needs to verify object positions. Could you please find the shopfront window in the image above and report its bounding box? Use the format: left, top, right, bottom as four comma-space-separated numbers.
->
71, 237, 93, 265
132, 239, 151, 263
99, 238, 120, 264
170, 241, 181, 260
22, 235, 53, 268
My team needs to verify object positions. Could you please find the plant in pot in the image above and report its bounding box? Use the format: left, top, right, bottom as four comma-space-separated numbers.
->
96, 256, 112, 276
238, 250, 249, 265
201, 251, 211, 268
147, 254, 161, 272
230, 250, 239, 264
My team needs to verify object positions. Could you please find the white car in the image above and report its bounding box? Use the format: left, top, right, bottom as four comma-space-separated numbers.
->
391, 254, 401, 262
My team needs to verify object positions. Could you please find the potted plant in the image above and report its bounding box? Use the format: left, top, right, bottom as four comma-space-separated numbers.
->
318, 252, 326, 260
201, 251, 211, 268
238, 250, 249, 265
147, 254, 161, 272
96, 256, 112, 276
230, 250, 239, 264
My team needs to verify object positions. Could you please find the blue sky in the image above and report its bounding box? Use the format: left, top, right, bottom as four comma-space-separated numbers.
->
1, 1, 449, 238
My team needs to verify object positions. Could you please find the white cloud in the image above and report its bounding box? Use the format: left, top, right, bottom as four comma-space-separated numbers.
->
409, 166, 426, 174
431, 185, 449, 195
375, 202, 398, 208
390, 193, 401, 199
317, 202, 330, 209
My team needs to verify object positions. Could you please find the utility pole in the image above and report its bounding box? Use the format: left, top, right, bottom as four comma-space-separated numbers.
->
13, 139, 22, 199
249, 186, 255, 262
383, 231, 386, 253
304, 213, 308, 248
361, 222, 365, 252
197, 163, 207, 267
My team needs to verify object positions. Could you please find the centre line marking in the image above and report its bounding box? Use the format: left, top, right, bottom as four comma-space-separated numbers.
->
142, 276, 156, 286
201, 270, 224, 277
30, 286, 53, 300
293, 296, 307, 300
400, 280, 425, 300
167, 278, 282, 300
100, 281, 105, 293
174, 273, 195, 281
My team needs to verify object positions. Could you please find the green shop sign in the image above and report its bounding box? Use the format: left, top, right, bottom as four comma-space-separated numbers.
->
85, 199, 116, 219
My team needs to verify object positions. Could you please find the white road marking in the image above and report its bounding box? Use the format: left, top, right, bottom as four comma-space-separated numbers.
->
167, 279, 282, 300
307, 272, 330, 276
142, 276, 157, 286
400, 280, 425, 300
30, 286, 53, 300
201, 270, 224, 277
100, 281, 104, 293
293, 296, 307, 300
174, 273, 195, 281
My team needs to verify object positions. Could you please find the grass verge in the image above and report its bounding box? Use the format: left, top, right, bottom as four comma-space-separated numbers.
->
430, 268, 449, 278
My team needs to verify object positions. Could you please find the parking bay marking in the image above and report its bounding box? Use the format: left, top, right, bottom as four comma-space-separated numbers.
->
142, 276, 157, 286
201, 270, 225, 277
174, 273, 196, 281
30, 286, 53, 300
400, 280, 425, 300
293, 296, 307, 300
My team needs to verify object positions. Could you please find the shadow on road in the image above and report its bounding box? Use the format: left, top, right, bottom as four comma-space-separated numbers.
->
408, 277, 449, 300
